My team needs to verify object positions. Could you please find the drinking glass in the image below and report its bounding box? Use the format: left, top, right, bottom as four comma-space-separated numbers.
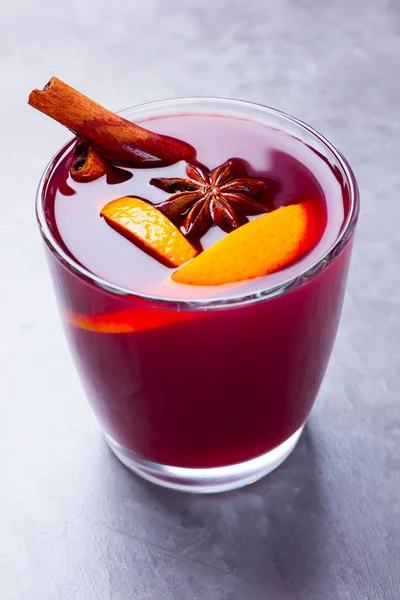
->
36, 98, 359, 493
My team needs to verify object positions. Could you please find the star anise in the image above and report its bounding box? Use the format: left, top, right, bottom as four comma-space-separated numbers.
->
150, 160, 267, 240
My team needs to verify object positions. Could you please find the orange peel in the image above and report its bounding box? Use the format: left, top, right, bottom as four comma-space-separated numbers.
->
66, 307, 197, 334
101, 196, 197, 267
172, 199, 324, 286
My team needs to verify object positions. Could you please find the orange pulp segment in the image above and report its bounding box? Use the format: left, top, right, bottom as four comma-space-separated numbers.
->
100, 196, 197, 267
172, 199, 324, 286
66, 307, 197, 334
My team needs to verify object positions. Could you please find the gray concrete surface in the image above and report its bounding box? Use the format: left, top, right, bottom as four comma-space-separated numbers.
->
1, 1, 399, 598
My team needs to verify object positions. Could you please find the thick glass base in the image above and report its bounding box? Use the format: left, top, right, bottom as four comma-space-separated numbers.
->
105, 426, 304, 494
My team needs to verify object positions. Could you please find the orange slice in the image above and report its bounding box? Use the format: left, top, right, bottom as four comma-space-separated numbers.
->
172, 199, 324, 286
66, 307, 197, 334
101, 196, 197, 267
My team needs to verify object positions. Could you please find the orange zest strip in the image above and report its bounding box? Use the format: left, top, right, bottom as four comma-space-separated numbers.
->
100, 196, 197, 268
172, 199, 324, 286
66, 307, 196, 334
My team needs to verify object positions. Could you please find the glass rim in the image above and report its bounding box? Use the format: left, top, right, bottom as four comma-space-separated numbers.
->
36, 96, 360, 310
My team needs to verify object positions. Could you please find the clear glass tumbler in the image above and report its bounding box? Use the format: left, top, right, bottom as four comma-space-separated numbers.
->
36, 98, 359, 493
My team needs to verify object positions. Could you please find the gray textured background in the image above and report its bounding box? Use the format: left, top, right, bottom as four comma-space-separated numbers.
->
1, 1, 399, 598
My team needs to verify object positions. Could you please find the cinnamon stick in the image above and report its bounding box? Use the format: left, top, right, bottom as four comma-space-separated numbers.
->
70, 141, 108, 182
29, 77, 196, 167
